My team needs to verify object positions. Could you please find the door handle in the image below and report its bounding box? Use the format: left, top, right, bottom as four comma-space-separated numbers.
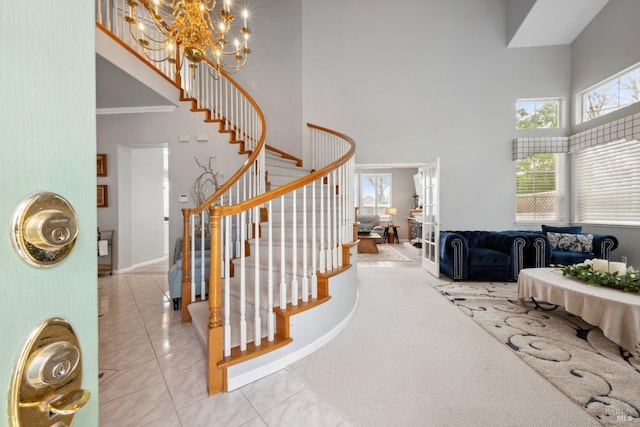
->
9, 318, 91, 426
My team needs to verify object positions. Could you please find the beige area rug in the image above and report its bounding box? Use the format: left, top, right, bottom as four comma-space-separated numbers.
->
356, 244, 411, 262
431, 280, 640, 425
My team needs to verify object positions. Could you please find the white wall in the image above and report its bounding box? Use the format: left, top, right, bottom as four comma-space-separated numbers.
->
302, 0, 571, 230
570, 0, 640, 265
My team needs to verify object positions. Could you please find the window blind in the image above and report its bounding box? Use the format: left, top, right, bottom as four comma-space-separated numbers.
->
516, 153, 565, 221
576, 139, 640, 225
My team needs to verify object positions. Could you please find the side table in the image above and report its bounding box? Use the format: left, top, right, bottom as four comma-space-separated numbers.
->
383, 225, 400, 244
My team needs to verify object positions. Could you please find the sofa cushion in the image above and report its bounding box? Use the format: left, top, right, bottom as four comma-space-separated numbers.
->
551, 250, 592, 266
468, 248, 511, 266
547, 232, 593, 253
541, 224, 582, 235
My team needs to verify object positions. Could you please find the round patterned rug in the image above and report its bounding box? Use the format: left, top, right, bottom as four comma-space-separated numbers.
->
431, 280, 640, 425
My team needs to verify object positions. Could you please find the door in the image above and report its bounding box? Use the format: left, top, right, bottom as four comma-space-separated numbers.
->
421, 158, 440, 277
0, 3, 98, 425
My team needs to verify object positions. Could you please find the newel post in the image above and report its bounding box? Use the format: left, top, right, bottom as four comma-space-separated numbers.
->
207, 206, 225, 394
181, 209, 192, 323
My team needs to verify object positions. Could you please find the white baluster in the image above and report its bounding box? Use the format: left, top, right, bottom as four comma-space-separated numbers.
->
291, 190, 298, 305
280, 196, 287, 309
267, 201, 274, 341
254, 206, 261, 346
319, 175, 326, 273
200, 211, 206, 298
224, 215, 231, 357
240, 210, 247, 351
190, 214, 196, 303
311, 181, 318, 299
302, 184, 309, 302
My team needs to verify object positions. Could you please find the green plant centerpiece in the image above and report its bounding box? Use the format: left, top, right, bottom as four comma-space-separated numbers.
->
560, 261, 640, 293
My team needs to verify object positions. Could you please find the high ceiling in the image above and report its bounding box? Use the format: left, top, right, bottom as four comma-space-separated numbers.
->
508, 0, 609, 48
95, 1, 611, 111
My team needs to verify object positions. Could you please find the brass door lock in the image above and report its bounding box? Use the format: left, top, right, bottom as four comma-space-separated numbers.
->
9, 318, 90, 426
11, 192, 79, 267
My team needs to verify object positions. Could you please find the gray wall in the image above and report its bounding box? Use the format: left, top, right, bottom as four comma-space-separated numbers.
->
569, 0, 640, 265
97, 105, 245, 270
302, 0, 571, 230
232, 0, 304, 159
505, 0, 537, 45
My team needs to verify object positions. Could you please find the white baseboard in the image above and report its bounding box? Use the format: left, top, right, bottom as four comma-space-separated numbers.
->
114, 256, 168, 274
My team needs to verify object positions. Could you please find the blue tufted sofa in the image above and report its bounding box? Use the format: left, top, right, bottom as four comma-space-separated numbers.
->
440, 231, 529, 282
440, 227, 619, 282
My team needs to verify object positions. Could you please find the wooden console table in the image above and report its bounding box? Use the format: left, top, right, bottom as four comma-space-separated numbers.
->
98, 229, 115, 275
518, 268, 640, 356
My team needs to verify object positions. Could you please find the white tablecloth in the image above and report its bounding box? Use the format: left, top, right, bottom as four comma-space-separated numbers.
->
518, 267, 640, 356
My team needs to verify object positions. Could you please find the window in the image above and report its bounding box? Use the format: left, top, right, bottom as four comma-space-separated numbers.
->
358, 174, 392, 218
516, 153, 565, 221
516, 98, 560, 129
582, 63, 640, 122
575, 139, 640, 226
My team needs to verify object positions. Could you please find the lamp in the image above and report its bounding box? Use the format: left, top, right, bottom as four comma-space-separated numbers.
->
125, 0, 251, 76
385, 207, 397, 226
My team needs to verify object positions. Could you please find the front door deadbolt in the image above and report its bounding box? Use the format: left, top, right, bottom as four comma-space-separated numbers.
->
9, 318, 90, 426
11, 192, 79, 267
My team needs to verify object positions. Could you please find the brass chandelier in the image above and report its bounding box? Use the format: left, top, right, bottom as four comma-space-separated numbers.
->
125, 0, 251, 75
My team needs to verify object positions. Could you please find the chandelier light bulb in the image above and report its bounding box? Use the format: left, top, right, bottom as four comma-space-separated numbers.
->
138, 22, 144, 31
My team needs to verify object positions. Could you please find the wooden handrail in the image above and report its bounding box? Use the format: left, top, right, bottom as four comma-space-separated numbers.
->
266, 144, 303, 167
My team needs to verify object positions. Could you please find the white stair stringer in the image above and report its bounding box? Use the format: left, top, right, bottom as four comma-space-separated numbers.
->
187, 146, 357, 392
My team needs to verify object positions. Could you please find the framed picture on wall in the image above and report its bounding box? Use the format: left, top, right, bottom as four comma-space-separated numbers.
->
97, 185, 108, 208
97, 154, 107, 176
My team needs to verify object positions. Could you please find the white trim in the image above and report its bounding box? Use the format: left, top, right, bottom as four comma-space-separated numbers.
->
96, 105, 177, 115
225, 291, 360, 391
113, 256, 168, 274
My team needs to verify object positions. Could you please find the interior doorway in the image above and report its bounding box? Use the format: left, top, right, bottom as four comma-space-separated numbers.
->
117, 143, 168, 269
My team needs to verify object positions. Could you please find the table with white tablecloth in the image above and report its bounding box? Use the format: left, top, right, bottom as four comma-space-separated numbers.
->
518, 267, 640, 357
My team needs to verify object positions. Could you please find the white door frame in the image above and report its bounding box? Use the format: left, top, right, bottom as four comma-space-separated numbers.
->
421, 158, 440, 277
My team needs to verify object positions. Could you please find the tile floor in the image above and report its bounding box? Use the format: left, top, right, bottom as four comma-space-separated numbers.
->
98, 242, 422, 426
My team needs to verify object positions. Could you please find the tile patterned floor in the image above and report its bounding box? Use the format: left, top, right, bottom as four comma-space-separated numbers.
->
98, 244, 420, 426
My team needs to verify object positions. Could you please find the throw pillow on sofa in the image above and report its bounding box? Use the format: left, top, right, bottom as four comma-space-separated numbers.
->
547, 232, 593, 253
541, 224, 583, 234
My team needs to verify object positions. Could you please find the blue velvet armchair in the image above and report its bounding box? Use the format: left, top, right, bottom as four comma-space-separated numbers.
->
440, 231, 528, 282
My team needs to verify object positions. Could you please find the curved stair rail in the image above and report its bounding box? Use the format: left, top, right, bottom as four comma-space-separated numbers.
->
203, 123, 356, 394
95, 0, 267, 320
96, 1, 358, 395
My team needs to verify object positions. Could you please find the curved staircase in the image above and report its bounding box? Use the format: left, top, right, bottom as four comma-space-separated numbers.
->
96, 1, 359, 395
